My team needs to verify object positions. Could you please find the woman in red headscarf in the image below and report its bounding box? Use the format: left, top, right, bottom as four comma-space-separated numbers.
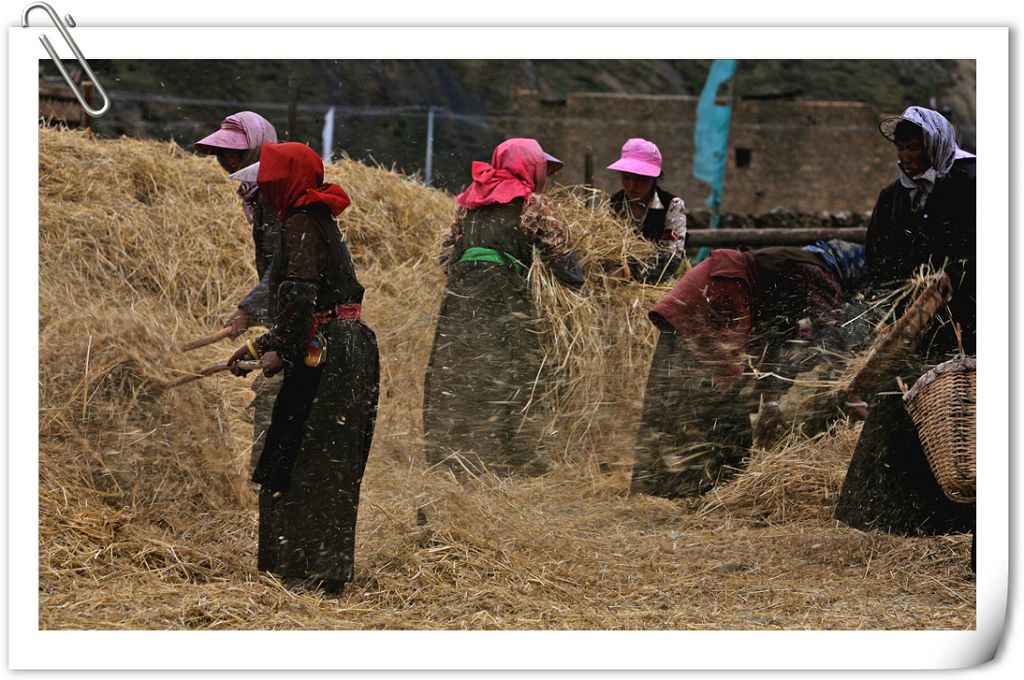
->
423, 138, 584, 477
227, 142, 379, 595
630, 244, 864, 500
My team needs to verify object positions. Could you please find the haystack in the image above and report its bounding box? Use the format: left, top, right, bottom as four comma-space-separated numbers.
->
35, 127, 974, 631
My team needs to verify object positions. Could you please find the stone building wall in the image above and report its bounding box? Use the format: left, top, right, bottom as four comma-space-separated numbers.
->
507, 91, 903, 215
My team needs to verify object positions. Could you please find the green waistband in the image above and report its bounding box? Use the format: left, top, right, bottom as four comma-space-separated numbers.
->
458, 246, 526, 273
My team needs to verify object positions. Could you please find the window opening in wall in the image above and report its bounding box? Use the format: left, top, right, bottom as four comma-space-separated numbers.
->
735, 147, 752, 168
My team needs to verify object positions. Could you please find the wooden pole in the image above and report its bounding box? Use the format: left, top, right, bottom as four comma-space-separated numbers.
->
584, 146, 595, 207
287, 76, 298, 142
686, 227, 867, 248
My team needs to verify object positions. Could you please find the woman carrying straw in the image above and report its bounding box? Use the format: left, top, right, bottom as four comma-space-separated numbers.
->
605, 138, 688, 283
228, 142, 380, 595
423, 138, 584, 477
631, 241, 866, 499
834, 106, 975, 565
194, 111, 282, 481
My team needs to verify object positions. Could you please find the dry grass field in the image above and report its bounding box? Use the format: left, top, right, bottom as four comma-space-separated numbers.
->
37, 127, 974, 630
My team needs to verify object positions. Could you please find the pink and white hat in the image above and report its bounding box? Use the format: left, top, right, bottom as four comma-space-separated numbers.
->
194, 111, 277, 155
607, 138, 662, 177
194, 120, 249, 153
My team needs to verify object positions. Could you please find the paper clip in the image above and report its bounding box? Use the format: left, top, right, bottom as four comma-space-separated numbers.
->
22, 2, 110, 117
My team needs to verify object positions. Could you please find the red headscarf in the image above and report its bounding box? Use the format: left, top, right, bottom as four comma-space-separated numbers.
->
256, 142, 351, 220
454, 138, 548, 210
649, 250, 756, 390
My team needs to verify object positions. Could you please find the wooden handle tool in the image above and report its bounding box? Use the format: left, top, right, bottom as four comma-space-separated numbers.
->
160, 359, 261, 389
179, 326, 234, 352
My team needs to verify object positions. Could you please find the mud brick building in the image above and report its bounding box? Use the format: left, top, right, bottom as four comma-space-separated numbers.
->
509, 91, 964, 215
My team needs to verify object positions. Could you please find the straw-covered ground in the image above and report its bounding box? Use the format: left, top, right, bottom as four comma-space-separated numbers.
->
37, 127, 974, 630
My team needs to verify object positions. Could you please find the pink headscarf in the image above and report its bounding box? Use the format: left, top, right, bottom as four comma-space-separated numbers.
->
454, 138, 548, 210
195, 111, 278, 205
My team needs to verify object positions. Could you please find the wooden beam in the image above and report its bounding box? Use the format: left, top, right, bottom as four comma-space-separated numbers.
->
287, 76, 298, 142
686, 227, 867, 247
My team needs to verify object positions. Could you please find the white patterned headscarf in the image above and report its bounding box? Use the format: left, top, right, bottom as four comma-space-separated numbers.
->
879, 106, 960, 211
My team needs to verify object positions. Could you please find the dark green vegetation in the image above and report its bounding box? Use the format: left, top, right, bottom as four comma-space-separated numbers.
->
43, 59, 968, 192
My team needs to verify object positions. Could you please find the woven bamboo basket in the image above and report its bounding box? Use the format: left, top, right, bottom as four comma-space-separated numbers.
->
902, 355, 976, 504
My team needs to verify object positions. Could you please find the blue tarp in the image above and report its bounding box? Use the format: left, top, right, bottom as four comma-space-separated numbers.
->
692, 59, 737, 262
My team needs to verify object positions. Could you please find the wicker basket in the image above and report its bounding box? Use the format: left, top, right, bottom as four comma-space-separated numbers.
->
902, 355, 976, 504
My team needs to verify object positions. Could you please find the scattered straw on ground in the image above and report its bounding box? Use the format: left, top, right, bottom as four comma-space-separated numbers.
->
36, 127, 974, 630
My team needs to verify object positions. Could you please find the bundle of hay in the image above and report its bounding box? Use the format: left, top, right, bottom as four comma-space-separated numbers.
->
696, 426, 860, 524
527, 186, 669, 466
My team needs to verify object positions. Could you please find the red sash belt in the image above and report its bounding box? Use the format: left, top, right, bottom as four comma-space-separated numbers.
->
303, 304, 361, 367
308, 303, 361, 341
313, 303, 362, 327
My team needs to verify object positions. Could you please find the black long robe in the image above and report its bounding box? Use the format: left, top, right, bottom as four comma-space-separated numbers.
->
252, 206, 380, 590
835, 166, 976, 536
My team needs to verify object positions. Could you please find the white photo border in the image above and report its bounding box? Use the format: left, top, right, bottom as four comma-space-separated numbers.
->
7, 25, 1009, 671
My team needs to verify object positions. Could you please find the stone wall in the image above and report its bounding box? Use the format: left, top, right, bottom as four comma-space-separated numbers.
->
508, 90, 902, 215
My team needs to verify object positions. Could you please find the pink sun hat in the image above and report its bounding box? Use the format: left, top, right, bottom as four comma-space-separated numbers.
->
194, 114, 255, 154
607, 138, 662, 177
196, 124, 250, 155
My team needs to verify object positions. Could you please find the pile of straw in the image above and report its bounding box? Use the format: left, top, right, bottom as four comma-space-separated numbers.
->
36, 127, 973, 631
525, 186, 666, 465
